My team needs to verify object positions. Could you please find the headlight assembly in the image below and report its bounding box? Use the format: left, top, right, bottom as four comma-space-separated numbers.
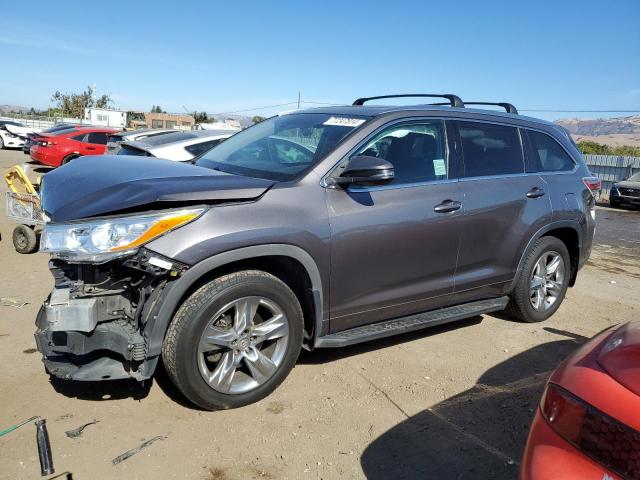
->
40, 207, 205, 262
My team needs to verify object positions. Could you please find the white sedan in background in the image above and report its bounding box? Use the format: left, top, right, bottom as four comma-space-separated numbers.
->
117, 130, 234, 161
0, 120, 41, 149
106, 128, 175, 154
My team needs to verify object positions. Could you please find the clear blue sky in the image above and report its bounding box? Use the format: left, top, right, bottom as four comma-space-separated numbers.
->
1, 0, 638, 121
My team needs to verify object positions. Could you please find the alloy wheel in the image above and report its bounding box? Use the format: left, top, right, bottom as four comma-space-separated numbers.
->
529, 251, 565, 311
197, 296, 289, 394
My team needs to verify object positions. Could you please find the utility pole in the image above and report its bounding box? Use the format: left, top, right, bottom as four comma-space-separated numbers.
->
297, 91, 301, 110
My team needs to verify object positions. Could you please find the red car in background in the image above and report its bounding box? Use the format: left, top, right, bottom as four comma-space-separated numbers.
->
521, 321, 640, 480
30, 127, 119, 167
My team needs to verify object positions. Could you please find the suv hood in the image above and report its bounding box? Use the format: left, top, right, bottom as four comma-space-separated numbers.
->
615, 180, 640, 189
41, 155, 275, 222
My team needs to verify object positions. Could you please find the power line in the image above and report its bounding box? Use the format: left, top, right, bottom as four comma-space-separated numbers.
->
209, 101, 299, 116
521, 109, 639, 113
208, 98, 640, 117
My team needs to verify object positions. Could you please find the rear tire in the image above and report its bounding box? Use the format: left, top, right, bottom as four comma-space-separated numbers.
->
506, 236, 570, 323
12, 225, 38, 254
61, 154, 80, 165
162, 270, 303, 410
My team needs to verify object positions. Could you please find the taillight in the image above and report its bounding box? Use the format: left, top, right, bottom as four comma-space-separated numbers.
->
541, 383, 640, 479
583, 176, 602, 198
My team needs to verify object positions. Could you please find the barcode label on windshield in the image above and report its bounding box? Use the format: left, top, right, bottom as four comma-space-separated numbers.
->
323, 117, 366, 127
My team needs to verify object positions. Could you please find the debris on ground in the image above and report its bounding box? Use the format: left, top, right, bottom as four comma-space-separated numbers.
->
112, 435, 167, 465
0, 297, 28, 308
65, 420, 99, 438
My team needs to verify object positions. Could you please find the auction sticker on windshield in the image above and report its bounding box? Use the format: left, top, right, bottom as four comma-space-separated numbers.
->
323, 117, 366, 127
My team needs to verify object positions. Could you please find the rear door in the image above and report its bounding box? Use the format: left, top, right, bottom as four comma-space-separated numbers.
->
82, 132, 109, 154
453, 120, 552, 302
326, 119, 464, 331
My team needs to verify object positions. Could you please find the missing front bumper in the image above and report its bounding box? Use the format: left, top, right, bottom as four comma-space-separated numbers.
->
35, 291, 155, 381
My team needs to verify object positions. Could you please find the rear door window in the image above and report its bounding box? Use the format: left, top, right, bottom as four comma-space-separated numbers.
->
525, 130, 575, 172
85, 132, 109, 145
458, 121, 524, 178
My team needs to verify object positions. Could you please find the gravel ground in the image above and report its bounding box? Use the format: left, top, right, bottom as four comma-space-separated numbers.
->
0, 148, 638, 480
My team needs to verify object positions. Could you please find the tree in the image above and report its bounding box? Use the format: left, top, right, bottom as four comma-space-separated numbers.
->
51, 85, 112, 118
193, 111, 210, 123
577, 140, 640, 157
252, 115, 266, 124
151, 105, 166, 113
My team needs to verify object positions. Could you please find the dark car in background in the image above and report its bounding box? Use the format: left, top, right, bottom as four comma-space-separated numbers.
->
35, 94, 599, 410
610, 171, 640, 208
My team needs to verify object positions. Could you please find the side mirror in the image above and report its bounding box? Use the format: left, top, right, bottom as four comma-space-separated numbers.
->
327, 155, 394, 187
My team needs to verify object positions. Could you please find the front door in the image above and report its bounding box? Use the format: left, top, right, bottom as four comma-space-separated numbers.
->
326, 120, 464, 332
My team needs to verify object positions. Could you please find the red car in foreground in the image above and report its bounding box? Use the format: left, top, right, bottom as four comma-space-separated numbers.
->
521, 321, 640, 480
30, 127, 119, 167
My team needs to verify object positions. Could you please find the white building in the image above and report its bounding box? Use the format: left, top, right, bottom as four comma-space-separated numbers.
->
84, 108, 127, 128
193, 120, 241, 132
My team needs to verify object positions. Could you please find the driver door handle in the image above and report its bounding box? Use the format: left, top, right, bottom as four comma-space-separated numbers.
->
526, 187, 546, 199
434, 200, 462, 213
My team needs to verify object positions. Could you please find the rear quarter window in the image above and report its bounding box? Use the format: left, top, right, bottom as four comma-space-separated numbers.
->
526, 130, 575, 172
458, 121, 524, 178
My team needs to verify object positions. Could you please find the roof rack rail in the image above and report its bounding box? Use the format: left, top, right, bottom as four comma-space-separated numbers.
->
464, 102, 518, 114
352, 94, 464, 108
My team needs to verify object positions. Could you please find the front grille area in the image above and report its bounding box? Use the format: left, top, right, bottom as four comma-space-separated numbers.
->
619, 187, 640, 198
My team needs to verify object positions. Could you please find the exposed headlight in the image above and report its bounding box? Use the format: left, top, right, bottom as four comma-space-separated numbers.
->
41, 207, 205, 262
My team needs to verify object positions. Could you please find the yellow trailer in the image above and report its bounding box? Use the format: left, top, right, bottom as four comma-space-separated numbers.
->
4, 164, 47, 253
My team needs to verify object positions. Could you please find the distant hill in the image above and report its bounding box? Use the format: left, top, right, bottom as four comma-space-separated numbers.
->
555, 115, 640, 147
0, 104, 30, 114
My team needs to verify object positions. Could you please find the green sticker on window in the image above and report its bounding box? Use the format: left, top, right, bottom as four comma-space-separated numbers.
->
433, 159, 447, 176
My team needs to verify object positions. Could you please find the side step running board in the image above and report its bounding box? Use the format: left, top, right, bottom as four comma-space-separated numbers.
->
314, 296, 509, 348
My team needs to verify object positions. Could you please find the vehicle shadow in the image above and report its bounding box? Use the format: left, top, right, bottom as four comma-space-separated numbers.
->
360, 330, 588, 480
50, 376, 152, 401
49, 362, 205, 409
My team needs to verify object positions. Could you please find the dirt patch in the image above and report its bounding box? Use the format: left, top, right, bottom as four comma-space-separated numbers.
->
266, 401, 288, 414
205, 467, 230, 480
22, 348, 37, 354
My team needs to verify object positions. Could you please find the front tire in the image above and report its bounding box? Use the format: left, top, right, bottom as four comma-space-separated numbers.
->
162, 270, 303, 410
506, 236, 570, 323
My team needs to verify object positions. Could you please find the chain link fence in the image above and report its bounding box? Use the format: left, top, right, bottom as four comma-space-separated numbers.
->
0, 112, 86, 130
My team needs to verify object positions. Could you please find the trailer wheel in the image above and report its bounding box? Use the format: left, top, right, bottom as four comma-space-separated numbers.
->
13, 225, 38, 254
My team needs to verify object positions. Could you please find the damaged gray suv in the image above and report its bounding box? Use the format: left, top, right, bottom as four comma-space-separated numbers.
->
36, 94, 600, 409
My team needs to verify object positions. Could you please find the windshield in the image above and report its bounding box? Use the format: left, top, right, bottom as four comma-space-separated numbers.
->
196, 113, 368, 181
